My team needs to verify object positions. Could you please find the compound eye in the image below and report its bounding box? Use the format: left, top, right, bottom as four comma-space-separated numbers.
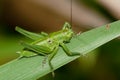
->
47, 39, 52, 43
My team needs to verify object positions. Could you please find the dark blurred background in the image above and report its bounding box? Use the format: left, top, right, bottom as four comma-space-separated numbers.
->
0, 0, 120, 80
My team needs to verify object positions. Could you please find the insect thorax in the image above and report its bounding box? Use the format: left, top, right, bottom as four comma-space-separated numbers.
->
49, 29, 74, 43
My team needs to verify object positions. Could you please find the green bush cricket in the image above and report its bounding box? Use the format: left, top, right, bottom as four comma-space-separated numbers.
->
15, 22, 80, 77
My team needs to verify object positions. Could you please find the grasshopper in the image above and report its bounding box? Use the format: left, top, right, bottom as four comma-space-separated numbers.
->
16, 22, 80, 76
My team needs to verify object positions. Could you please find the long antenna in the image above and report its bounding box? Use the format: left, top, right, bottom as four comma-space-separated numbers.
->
70, 0, 73, 27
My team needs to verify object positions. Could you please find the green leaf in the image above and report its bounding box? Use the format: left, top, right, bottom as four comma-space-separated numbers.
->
0, 20, 120, 80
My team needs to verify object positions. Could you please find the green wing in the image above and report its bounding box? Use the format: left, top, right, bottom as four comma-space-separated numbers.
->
15, 26, 45, 40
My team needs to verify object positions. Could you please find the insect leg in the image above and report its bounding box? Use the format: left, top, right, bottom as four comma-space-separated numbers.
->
48, 46, 58, 77
106, 24, 110, 30
73, 31, 82, 41
17, 50, 37, 58
62, 22, 71, 29
41, 32, 48, 36
15, 27, 45, 40
42, 55, 48, 67
21, 41, 47, 56
60, 42, 80, 56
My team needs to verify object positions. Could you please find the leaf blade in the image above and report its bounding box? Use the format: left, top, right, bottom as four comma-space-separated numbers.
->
0, 21, 120, 80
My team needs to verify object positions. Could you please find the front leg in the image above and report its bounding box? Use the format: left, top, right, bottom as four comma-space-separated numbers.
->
60, 42, 80, 56
62, 22, 71, 30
